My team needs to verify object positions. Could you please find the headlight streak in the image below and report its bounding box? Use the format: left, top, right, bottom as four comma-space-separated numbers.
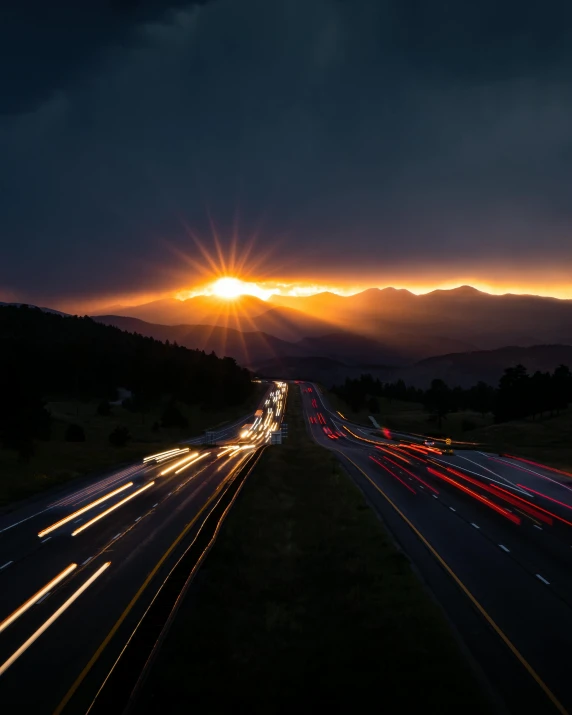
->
159, 453, 199, 476
0, 564, 78, 635
143, 447, 188, 463
72, 483, 155, 536
174, 452, 210, 475
0, 562, 111, 678
38, 482, 135, 538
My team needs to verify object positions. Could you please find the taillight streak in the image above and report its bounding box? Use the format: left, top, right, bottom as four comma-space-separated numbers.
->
380, 454, 439, 493
441, 465, 552, 525
370, 456, 416, 494
426, 467, 521, 524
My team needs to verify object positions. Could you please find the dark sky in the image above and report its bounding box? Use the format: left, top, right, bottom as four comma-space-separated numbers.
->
2, 0, 572, 308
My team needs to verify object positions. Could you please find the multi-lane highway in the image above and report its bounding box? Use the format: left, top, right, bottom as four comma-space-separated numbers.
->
301, 381, 572, 715
0, 382, 287, 714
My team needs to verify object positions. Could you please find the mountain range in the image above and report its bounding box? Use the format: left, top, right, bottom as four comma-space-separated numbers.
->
91, 286, 572, 387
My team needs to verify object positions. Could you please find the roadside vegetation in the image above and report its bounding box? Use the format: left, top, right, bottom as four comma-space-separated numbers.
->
327, 366, 572, 472
140, 386, 490, 714
0, 388, 263, 508
326, 388, 492, 438
0, 305, 261, 507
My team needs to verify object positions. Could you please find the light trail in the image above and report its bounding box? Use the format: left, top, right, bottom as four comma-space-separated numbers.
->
159, 453, 199, 476
0, 563, 110, 677
38, 483, 134, 538
174, 452, 210, 474
0, 564, 77, 635
427, 468, 521, 524
370, 456, 416, 494
72, 483, 154, 536
143, 447, 188, 463
375, 446, 411, 464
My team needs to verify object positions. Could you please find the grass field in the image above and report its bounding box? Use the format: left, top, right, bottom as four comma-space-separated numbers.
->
140, 386, 490, 714
469, 409, 572, 474
0, 385, 265, 508
325, 387, 572, 473
325, 388, 493, 438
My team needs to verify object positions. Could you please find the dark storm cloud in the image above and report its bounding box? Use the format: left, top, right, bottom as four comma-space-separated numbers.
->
2, 0, 572, 304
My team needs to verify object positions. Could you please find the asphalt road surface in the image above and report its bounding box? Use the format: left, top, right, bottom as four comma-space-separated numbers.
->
301, 381, 572, 715
0, 382, 286, 714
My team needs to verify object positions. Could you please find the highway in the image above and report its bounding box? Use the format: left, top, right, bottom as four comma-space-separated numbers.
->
0, 382, 287, 714
301, 381, 572, 715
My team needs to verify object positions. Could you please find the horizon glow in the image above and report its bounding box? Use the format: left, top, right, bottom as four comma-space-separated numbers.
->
17, 278, 572, 315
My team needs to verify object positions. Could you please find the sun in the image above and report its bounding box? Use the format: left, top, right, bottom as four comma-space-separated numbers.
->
210, 277, 271, 300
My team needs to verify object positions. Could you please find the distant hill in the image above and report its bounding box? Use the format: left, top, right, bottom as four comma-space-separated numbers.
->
272, 286, 572, 350
94, 294, 272, 327
95, 315, 308, 365
405, 344, 572, 388
251, 344, 572, 389
94, 316, 407, 367
100, 286, 572, 355
0, 301, 68, 317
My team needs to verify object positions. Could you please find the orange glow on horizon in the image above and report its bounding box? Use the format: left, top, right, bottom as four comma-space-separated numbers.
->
46, 279, 572, 315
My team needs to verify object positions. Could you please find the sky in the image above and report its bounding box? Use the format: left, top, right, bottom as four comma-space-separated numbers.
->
2, 0, 572, 311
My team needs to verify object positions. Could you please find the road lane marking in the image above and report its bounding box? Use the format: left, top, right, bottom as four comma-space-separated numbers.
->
336, 451, 568, 715
36, 592, 51, 605
41, 537, 52, 543
73, 519, 82, 524
433, 457, 532, 496
0, 562, 110, 677
0, 561, 13, 571
499, 545, 510, 553
534, 525, 543, 531
449, 507, 456, 512
536, 575, 550, 585
0, 507, 55, 535
53, 462, 248, 715
432, 495, 438, 499
111, 533, 122, 541
471, 523, 480, 529
152, 503, 158, 508
0, 563, 77, 635
81, 557, 92, 566
135, 517, 142, 523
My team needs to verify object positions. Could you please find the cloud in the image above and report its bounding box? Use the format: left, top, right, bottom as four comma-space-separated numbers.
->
2, 0, 572, 305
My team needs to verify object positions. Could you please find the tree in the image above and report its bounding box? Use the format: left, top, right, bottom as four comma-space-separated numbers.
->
367, 396, 380, 414
97, 400, 111, 416
424, 379, 451, 430
494, 364, 529, 423
160, 402, 189, 429
552, 365, 572, 414
65, 423, 85, 442
109, 426, 130, 447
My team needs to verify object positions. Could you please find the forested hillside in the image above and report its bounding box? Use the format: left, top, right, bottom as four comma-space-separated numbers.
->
0, 305, 254, 458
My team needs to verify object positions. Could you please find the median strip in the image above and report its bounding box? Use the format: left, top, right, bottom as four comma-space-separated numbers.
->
137, 386, 491, 714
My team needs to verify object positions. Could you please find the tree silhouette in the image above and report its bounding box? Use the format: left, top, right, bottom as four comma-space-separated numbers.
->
65, 423, 86, 442
424, 379, 451, 430
109, 426, 131, 447
0, 305, 255, 459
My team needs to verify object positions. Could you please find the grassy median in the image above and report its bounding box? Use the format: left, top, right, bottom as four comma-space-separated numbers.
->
140, 386, 490, 714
